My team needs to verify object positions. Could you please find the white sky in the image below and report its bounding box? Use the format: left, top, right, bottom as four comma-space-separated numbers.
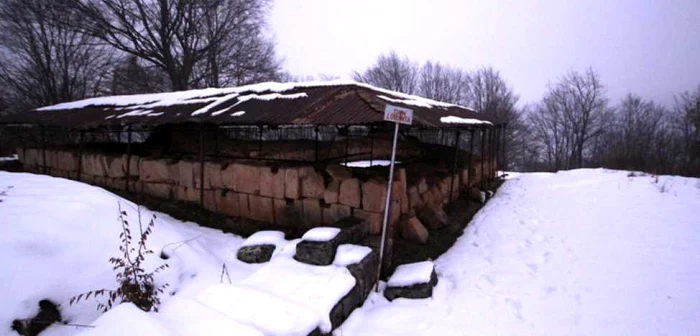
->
270, 0, 700, 107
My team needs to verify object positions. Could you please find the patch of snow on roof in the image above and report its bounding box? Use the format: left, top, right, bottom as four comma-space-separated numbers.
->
190, 92, 242, 116
333, 244, 372, 266
147, 112, 164, 117
231, 111, 246, 117
35, 80, 475, 115
36, 87, 236, 111
440, 116, 493, 125
387, 260, 435, 287
241, 231, 286, 248
377, 95, 433, 109
342, 160, 399, 168
301, 227, 341, 242
236, 92, 308, 104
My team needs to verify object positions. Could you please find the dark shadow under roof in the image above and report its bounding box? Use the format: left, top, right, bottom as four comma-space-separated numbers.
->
0, 80, 499, 129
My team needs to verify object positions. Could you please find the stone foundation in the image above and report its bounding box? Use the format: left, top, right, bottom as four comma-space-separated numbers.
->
16, 147, 497, 237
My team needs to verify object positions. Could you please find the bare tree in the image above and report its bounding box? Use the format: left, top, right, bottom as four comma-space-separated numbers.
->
468, 67, 523, 170
418, 61, 470, 105
352, 51, 419, 94
0, 0, 112, 112
68, 0, 278, 91
529, 68, 612, 170
110, 55, 169, 95
672, 85, 700, 175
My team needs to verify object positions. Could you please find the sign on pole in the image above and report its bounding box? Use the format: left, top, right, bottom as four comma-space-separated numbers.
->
383, 104, 414, 125
376, 104, 413, 291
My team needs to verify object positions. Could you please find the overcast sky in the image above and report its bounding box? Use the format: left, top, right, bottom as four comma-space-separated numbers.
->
270, 0, 700, 107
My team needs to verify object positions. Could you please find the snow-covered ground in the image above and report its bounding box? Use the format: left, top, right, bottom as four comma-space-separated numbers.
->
2, 169, 699, 336
339, 169, 700, 336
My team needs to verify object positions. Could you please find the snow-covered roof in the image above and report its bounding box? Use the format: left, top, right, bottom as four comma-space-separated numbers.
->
2, 80, 499, 128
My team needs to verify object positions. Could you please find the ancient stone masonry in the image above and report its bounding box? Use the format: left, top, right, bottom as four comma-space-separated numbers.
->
16, 147, 497, 240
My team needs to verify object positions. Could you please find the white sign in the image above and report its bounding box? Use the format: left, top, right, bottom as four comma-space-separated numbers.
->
384, 104, 414, 125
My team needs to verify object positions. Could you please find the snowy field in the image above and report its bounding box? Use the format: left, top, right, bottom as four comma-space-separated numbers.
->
2, 169, 699, 335
339, 169, 700, 336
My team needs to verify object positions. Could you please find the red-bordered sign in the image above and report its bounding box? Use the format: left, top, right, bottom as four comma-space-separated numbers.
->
384, 104, 414, 125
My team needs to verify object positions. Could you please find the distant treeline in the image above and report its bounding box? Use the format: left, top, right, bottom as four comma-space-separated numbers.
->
352, 52, 699, 177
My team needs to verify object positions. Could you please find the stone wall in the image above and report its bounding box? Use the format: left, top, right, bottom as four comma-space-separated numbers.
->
17, 147, 497, 236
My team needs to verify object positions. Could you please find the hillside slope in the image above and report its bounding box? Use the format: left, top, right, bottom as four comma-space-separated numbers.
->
339, 169, 700, 336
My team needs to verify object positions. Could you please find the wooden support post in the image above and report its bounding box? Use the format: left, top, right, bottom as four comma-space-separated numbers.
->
480, 128, 485, 189
502, 123, 508, 171
41, 125, 47, 174
344, 127, 349, 166
77, 130, 85, 181
314, 126, 319, 163
369, 125, 375, 166
199, 123, 205, 206
125, 125, 133, 193
258, 125, 264, 161
468, 130, 475, 188
449, 130, 461, 202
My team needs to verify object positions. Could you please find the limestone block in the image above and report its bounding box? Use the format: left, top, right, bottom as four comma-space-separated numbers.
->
238, 193, 250, 219
302, 198, 323, 225
408, 186, 421, 210
174, 186, 199, 204
202, 190, 218, 213
248, 195, 275, 223
204, 162, 223, 189
362, 179, 386, 212
143, 182, 172, 199
284, 168, 300, 199
299, 166, 325, 198
338, 178, 361, 208
217, 191, 240, 217
323, 180, 340, 204
259, 166, 285, 199
273, 199, 287, 225
140, 158, 171, 183
176, 160, 197, 188
326, 164, 352, 181
232, 163, 260, 195
417, 177, 428, 194
400, 217, 429, 244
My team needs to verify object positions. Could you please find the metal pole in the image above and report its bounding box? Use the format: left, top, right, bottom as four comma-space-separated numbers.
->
449, 130, 461, 202
125, 125, 132, 192
376, 122, 400, 291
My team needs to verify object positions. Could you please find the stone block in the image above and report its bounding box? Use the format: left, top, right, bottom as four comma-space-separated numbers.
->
232, 163, 260, 194
238, 193, 250, 219
323, 180, 340, 204
326, 164, 352, 181
362, 179, 386, 212
143, 182, 172, 199
400, 217, 429, 244
259, 166, 285, 199
204, 161, 223, 189
408, 186, 421, 210
221, 163, 236, 189
203, 190, 218, 212
384, 264, 438, 301
248, 195, 275, 223
237, 244, 276, 264
174, 186, 199, 204
417, 177, 428, 194
140, 158, 171, 183
299, 166, 325, 198
338, 178, 361, 208
177, 160, 197, 188
322, 205, 339, 224
284, 168, 300, 199
294, 228, 343, 266
354, 209, 383, 235
217, 191, 240, 217
416, 205, 449, 230
273, 199, 287, 225
302, 198, 323, 225
346, 249, 379, 307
